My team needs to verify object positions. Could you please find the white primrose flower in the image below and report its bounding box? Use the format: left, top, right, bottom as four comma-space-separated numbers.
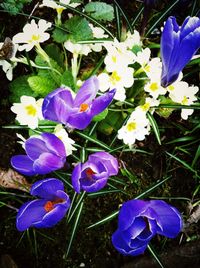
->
143, 57, 162, 80
11, 96, 44, 129
40, 0, 80, 13
89, 23, 108, 52
144, 79, 166, 99
167, 81, 199, 120
104, 38, 135, 72
135, 47, 151, 67
54, 124, 76, 156
123, 30, 141, 49
118, 110, 150, 146
98, 67, 134, 101
13, 19, 52, 51
136, 97, 160, 114
64, 40, 91, 55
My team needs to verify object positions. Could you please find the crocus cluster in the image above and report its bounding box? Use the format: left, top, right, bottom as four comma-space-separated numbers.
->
11, 132, 66, 176
16, 178, 70, 231
112, 199, 183, 256
72, 152, 119, 193
42, 76, 116, 130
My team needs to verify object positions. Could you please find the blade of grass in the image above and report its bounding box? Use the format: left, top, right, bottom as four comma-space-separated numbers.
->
192, 145, 200, 168
145, 0, 180, 36
191, 0, 197, 16
114, 1, 121, 40
131, 5, 144, 27
64, 202, 84, 259
147, 112, 161, 145
147, 244, 165, 268
67, 191, 86, 223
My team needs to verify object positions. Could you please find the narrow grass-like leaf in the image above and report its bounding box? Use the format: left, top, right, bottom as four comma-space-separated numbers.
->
114, 1, 121, 40
147, 244, 165, 268
166, 136, 196, 145
87, 210, 119, 229
88, 189, 121, 197
87, 56, 105, 78
158, 104, 200, 110
53, 171, 73, 189
192, 145, 200, 168
65, 202, 84, 259
76, 131, 111, 150
131, 5, 144, 27
166, 152, 199, 177
191, 0, 197, 16
67, 191, 86, 223
113, 0, 133, 34
147, 112, 161, 145
145, 0, 180, 36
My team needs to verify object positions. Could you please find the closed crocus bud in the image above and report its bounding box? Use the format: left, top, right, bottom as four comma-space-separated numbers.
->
161, 16, 200, 87
112, 200, 183, 256
11, 132, 66, 176
16, 178, 71, 231
72, 152, 119, 193
42, 76, 116, 130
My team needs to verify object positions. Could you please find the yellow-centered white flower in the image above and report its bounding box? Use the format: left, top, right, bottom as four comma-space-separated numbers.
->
11, 96, 44, 129
144, 79, 166, 99
13, 19, 52, 51
54, 124, 76, 156
118, 110, 150, 146
40, 0, 80, 13
167, 81, 199, 120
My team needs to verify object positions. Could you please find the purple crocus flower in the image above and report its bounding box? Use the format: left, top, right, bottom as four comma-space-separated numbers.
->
72, 152, 119, 193
16, 178, 70, 231
161, 16, 200, 87
112, 199, 183, 256
11, 132, 66, 176
42, 76, 116, 130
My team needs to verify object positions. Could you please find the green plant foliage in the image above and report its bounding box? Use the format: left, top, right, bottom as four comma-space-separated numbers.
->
0, 0, 31, 15
98, 111, 123, 135
9, 75, 37, 102
52, 27, 70, 43
93, 108, 108, 122
61, 70, 76, 90
27, 76, 57, 96
44, 44, 65, 69
85, 2, 114, 21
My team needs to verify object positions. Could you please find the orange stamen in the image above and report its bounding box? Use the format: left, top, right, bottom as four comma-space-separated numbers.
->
80, 103, 89, 112
44, 199, 64, 212
85, 168, 96, 179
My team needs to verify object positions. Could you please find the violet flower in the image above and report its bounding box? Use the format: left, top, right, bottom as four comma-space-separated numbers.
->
16, 178, 70, 231
161, 16, 200, 87
72, 152, 119, 193
112, 199, 183, 256
11, 133, 66, 176
42, 76, 116, 130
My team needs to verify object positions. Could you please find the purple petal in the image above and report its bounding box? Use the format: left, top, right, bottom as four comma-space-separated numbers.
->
16, 199, 47, 231
33, 152, 65, 174
118, 200, 149, 231
74, 76, 99, 106
31, 178, 65, 199
71, 163, 82, 193
112, 229, 148, 256
121, 217, 146, 242
42, 87, 74, 124
88, 152, 118, 176
11, 155, 35, 176
41, 133, 66, 158
81, 177, 108, 192
25, 136, 48, 161
67, 111, 93, 130
90, 89, 116, 117
149, 200, 183, 238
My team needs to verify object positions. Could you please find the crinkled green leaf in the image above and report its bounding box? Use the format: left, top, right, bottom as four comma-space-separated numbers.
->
27, 76, 57, 96
61, 70, 76, 91
44, 44, 64, 68
85, 2, 114, 21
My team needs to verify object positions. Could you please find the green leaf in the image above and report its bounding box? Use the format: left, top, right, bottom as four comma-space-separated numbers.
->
9, 75, 37, 103
147, 112, 161, 145
64, 15, 93, 42
52, 26, 69, 43
93, 109, 108, 122
45, 44, 64, 68
61, 70, 75, 90
85, 2, 114, 22
27, 76, 57, 96
98, 111, 124, 135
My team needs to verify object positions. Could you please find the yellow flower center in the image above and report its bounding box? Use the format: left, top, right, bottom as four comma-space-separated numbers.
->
25, 105, 37, 116
126, 122, 137, 132
141, 103, 150, 111
56, 7, 64, 14
150, 82, 159, 91
110, 71, 121, 84
182, 96, 188, 105
112, 56, 117, 63
168, 85, 174, 91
